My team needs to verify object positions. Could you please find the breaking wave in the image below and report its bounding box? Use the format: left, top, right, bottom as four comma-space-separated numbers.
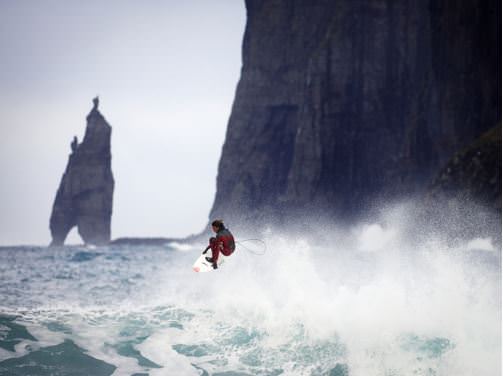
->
0, 204, 500, 375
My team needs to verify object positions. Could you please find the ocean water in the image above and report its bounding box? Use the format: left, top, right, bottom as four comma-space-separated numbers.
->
0, 214, 501, 375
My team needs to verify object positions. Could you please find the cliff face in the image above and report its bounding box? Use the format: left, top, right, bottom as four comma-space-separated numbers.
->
429, 126, 502, 211
210, 0, 501, 224
50, 98, 114, 245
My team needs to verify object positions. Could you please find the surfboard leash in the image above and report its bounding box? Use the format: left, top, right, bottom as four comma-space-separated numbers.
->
235, 239, 267, 256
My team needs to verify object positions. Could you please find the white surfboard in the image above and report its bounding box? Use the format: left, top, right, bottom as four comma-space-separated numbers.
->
192, 253, 225, 272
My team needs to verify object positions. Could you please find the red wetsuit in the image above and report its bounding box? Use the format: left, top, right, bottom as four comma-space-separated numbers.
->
207, 227, 235, 263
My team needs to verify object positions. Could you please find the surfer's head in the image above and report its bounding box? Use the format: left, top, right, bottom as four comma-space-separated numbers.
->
211, 219, 224, 232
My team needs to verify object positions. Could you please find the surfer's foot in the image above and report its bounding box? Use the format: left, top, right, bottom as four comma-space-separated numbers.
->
206, 257, 218, 269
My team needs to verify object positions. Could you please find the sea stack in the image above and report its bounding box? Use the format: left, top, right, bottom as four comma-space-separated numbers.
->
49, 97, 114, 246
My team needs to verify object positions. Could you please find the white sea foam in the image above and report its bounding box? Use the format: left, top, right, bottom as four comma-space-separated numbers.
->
168, 241, 198, 252
0, 205, 500, 375
136, 328, 199, 375
356, 223, 397, 252
465, 237, 495, 252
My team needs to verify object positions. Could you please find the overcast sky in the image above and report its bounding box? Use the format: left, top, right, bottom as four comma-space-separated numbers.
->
0, 1, 246, 245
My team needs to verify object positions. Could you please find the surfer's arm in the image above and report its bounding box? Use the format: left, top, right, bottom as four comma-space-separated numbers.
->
216, 237, 225, 251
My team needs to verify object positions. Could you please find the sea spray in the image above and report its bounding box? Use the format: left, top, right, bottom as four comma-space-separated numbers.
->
0, 206, 500, 375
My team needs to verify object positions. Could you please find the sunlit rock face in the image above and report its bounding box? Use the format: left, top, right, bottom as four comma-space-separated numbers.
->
210, 0, 501, 224
50, 97, 114, 245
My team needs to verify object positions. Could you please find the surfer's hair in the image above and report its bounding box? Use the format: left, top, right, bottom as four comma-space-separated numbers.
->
211, 219, 224, 230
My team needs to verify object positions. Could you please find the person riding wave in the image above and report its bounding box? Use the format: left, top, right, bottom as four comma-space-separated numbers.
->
203, 219, 235, 269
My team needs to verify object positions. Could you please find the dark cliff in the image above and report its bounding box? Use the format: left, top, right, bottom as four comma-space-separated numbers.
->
50, 98, 115, 246
429, 125, 501, 210
210, 0, 501, 225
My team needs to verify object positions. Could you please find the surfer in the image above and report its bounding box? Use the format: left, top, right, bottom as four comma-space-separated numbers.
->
203, 219, 235, 269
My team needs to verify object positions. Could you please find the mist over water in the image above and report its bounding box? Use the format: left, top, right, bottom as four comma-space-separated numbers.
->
0, 203, 500, 375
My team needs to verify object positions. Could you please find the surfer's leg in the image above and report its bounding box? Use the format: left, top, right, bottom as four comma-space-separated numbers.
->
221, 248, 233, 257
206, 238, 219, 268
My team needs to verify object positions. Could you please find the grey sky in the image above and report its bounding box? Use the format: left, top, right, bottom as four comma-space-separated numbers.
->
0, 1, 246, 245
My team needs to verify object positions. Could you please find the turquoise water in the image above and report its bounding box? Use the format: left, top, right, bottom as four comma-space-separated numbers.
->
0, 221, 500, 375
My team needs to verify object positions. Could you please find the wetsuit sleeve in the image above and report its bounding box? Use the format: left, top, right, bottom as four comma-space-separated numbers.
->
216, 234, 224, 250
